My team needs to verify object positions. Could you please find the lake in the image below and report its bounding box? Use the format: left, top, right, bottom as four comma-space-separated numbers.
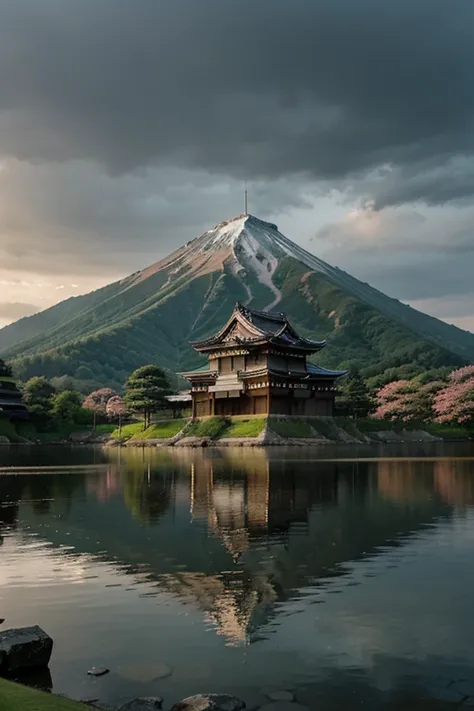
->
1, 443, 474, 710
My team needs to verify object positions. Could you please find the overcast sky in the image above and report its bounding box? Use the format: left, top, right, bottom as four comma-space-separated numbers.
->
1, 0, 473, 331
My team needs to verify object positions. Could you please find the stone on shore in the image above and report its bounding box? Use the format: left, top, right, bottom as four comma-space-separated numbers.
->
118, 697, 164, 711
171, 694, 246, 711
0, 625, 53, 673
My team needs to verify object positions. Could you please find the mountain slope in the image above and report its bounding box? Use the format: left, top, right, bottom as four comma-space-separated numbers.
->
1, 214, 473, 388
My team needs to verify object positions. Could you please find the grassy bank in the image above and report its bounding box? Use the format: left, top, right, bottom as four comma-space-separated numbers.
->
112, 419, 187, 441
0, 678, 87, 711
224, 417, 266, 438
184, 416, 230, 439
2, 415, 472, 446
184, 416, 266, 440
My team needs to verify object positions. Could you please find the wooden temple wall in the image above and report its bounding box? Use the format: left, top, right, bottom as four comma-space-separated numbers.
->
270, 390, 335, 417
192, 388, 335, 418
194, 391, 212, 418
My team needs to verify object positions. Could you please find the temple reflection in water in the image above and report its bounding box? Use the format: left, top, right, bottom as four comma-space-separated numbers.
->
2, 447, 474, 646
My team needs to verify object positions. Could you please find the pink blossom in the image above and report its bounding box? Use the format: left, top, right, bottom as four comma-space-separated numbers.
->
374, 378, 444, 423
106, 395, 128, 419
433, 371, 474, 424
83, 388, 117, 415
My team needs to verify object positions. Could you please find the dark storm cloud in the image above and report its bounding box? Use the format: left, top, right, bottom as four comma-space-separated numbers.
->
0, 160, 308, 275
0, 0, 473, 206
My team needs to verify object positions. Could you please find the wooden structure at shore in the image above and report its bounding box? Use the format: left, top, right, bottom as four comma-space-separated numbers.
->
180, 303, 346, 418
0, 360, 28, 421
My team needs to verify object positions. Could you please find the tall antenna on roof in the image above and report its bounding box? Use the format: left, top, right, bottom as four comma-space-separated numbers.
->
244, 180, 248, 216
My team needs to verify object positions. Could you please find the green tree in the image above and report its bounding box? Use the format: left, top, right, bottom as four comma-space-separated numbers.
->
124, 365, 171, 428
339, 369, 374, 421
50, 390, 83, 425
23, 376, 56, 420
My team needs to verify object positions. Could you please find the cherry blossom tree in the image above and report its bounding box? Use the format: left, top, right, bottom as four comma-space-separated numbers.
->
433, 366, 474, 425
374, 379, 444, 423
83, 388, 117, 429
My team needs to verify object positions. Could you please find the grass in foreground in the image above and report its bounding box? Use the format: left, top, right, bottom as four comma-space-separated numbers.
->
0, 679, 87, 711
224, 417, 266, 438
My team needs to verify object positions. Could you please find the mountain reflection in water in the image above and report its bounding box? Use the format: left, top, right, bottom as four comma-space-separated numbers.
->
1, 445, 474, 709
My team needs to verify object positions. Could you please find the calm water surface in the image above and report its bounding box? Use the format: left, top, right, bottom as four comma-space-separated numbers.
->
1, 443, 474, 710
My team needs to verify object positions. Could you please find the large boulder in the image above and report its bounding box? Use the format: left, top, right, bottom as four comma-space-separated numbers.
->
0, 436, 9, 445
0, 625, 53, 673
171, 695, 245, 711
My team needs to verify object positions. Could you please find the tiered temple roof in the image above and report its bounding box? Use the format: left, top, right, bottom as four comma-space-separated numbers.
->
191, 303, 327, 354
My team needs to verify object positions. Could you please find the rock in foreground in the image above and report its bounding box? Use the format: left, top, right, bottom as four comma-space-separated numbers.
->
0, 625, 53, 673
171, 694, 245, 711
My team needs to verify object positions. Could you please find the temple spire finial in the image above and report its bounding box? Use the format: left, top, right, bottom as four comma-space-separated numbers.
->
244, 180, 248, 216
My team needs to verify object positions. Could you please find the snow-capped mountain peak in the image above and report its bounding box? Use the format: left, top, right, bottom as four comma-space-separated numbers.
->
179, 214, 336, 312
195, 213, 337, 279
145, 213, 341, 313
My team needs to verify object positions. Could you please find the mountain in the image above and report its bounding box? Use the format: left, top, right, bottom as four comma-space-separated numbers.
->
1, 214, 473, 389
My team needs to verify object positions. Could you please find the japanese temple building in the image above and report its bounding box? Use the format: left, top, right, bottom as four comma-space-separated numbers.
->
0, 363, 28, 421
180, 303, 346, 418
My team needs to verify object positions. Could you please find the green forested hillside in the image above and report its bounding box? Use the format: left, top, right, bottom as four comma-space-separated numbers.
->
273, 259, 464, 381
0, 254, 466, 390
